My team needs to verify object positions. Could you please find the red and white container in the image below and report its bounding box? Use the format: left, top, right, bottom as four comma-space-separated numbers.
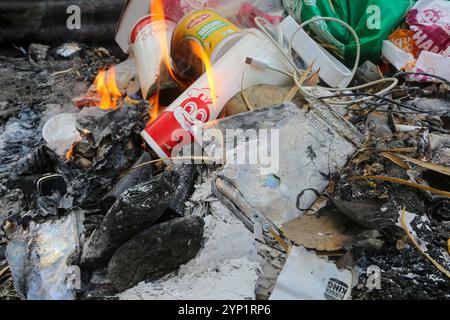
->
141, 28, 293, 159
130, 14, 177, 99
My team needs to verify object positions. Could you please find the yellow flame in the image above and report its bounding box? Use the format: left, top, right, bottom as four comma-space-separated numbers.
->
148, 93, 160, 125
66, 144, 75, 161
150, 0, 177, 81
146, 0, 179, 126
190, 41, 217, 108
94, 66, 122, 110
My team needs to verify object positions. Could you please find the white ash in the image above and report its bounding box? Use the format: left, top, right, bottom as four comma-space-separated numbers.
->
117, 258, 259, 300
189, 175, 216, 203
183, 175, 215, 217
118, 197, 260, 300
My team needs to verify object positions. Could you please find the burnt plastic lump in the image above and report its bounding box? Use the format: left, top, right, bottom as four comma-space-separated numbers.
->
99, 152, 153, 213
7, 145, 62, 188
81, 171, 181, 268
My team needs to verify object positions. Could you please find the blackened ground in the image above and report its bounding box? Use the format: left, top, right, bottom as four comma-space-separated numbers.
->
0, 43, 120, 299
0, 45, 118, 107
351, 205, 450, 300
334, 155, 450, 300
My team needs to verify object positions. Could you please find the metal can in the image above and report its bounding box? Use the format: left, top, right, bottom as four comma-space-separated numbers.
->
171, 9, 242, 81
130, 14, 177, 99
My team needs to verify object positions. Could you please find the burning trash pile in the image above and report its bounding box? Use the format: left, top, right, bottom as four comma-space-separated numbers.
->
1, 0, 450, 300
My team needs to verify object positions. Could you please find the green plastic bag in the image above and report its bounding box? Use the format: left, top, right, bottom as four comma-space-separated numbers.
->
283, 0, 416, 65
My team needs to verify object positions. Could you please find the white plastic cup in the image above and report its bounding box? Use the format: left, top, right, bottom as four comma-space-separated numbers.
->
42, 113, 82, 156
130, 15, 177, 99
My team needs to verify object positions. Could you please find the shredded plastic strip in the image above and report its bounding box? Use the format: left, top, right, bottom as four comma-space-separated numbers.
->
381, 152, 411, 170
394, 154, 450, 177
0, 266, 10, 279
268, 228, 289, 253
348, 175, 450, 198
400, 208, 450, 279
370, 147, 416, 154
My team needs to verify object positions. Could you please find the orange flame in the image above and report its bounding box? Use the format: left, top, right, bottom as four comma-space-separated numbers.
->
190, 41, 217, 108
147, 0, 189, 126
65, 128, 91, 160
146, 0, 216, 126
145, 0, 176, 126
150, 0, 177, 81
94, 66, 122, 110
148, 93, 160, 124
66, 144, 75, 161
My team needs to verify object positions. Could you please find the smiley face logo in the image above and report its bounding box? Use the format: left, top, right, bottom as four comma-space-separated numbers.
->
174, 89, 212, 129
418, 8, 444, 25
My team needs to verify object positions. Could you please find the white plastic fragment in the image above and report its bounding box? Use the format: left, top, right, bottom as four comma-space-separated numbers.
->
414, 50, 450, 80
395, 124, 423, 132
6, 211, 84, 300
279, 15, 353, 88
382, 40, 415, 70
42, 113, 81, 156
270, 246, 353, 300
192, 102, 360, 227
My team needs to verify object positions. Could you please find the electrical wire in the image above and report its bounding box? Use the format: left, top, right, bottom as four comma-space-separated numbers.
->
253, 16, 399, 105
316, 92, 449, 115
287, 16, 361, 88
